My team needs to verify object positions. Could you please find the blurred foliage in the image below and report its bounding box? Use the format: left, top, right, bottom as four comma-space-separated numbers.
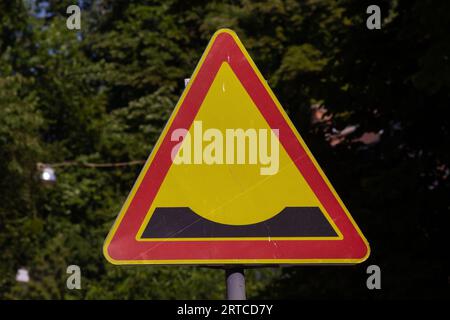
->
0, 0, 448, 299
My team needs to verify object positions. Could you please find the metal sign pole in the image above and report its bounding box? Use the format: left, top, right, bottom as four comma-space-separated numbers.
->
225, 267, 246, 300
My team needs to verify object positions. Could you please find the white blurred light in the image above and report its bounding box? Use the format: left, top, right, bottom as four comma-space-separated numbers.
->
16, 268, 30, 283
40, 166, 56, 182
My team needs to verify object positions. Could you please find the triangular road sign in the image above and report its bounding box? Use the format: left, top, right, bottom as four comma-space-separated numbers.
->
103, 29, 370, 265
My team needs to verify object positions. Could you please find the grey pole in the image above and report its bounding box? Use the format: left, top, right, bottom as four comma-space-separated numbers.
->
225, 268, 246, 300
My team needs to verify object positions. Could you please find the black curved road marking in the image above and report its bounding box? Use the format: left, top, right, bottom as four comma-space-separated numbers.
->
141, 207, 337, 238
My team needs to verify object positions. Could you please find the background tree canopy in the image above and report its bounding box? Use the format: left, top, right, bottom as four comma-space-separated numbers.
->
0, 0, 448, 299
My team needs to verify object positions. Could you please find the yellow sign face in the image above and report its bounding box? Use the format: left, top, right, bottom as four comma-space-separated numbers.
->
138, 62, 338, 230
104, 29, 369, 265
